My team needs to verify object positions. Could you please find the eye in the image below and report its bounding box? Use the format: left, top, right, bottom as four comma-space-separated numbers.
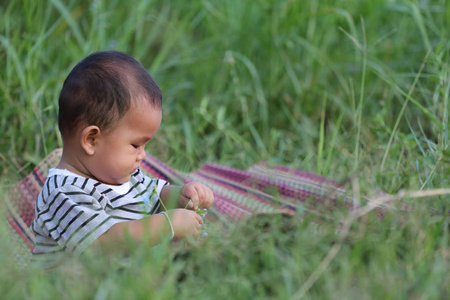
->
132, 144, 140, 149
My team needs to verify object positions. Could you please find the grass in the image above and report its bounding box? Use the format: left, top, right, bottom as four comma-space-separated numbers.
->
0, 0, 449, 298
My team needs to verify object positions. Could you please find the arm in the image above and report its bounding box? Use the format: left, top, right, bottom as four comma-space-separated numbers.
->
95, 208, 203, 252
95, 181, 214, 252
96, 213, 173, 249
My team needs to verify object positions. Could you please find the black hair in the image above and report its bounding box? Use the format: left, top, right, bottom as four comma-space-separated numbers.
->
58, 50, 162, 137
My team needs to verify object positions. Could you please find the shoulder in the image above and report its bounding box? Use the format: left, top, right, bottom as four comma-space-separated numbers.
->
37, 173, 111, 208
133, 169, 169, 187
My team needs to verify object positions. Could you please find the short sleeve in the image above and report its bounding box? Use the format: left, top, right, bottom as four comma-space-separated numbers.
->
33, 187, 124, 256
137, 176, 169, 214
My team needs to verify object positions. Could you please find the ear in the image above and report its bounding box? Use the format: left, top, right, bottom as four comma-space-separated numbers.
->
80, 125, 101, 155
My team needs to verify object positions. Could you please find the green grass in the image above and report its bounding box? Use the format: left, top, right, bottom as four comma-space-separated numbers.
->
1, 0, 449, 298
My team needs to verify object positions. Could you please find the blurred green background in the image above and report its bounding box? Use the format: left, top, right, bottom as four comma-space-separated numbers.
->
1, 0, 447, 192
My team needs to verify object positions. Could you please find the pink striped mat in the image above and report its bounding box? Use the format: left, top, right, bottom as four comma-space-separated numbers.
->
4, 148, 358, 266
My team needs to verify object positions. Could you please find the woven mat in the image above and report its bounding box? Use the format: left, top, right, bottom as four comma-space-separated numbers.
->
3, 148, 358, 267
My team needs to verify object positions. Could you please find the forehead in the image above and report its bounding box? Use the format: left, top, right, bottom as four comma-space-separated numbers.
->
116, 101, 161, 134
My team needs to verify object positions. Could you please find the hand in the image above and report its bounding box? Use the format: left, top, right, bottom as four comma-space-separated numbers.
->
180, 182, 215, 210
166, 209, 203, 239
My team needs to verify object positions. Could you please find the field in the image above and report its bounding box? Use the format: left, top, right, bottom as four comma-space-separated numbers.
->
0, 0, 449, 299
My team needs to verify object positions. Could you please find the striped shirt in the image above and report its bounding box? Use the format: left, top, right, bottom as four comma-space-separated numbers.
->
31, 168, 168, 264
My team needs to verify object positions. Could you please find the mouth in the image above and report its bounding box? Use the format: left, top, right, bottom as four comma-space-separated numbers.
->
132, 164, 141, 174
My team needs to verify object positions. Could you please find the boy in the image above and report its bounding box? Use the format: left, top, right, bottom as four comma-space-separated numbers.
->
31, 51, 214, 263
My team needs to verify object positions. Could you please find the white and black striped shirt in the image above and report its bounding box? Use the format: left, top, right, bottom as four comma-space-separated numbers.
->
31, 168, 168, 263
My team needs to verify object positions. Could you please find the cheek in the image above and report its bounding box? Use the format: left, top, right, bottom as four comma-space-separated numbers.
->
102, 147, 131, 165
119, 148, 139, 164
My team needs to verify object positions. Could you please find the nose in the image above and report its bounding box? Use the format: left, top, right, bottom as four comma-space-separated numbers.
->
137, 147, 145, 161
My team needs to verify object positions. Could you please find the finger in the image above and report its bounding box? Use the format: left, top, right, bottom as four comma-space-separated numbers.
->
191, 184, 207, 208
183, 197, 194, 209
184, 186, 200, 209
200, 189, 213, 209
196, 186, 206, 204
194, 212, 204, 224
190, 194, 199, 210
207, 189, 214, 208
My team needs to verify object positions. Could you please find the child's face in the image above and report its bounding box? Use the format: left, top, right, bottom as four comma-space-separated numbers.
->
88, 102, 162, 185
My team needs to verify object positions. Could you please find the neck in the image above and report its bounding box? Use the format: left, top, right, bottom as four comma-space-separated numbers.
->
57, 143, 93, 180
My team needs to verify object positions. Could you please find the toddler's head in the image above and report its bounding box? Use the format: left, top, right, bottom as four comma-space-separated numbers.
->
57, 51, 163, 184
58, 50, 162, 139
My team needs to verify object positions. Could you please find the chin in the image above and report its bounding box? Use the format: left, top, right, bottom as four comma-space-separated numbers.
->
109, 176, 131, 185
119, 177, 131, 184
